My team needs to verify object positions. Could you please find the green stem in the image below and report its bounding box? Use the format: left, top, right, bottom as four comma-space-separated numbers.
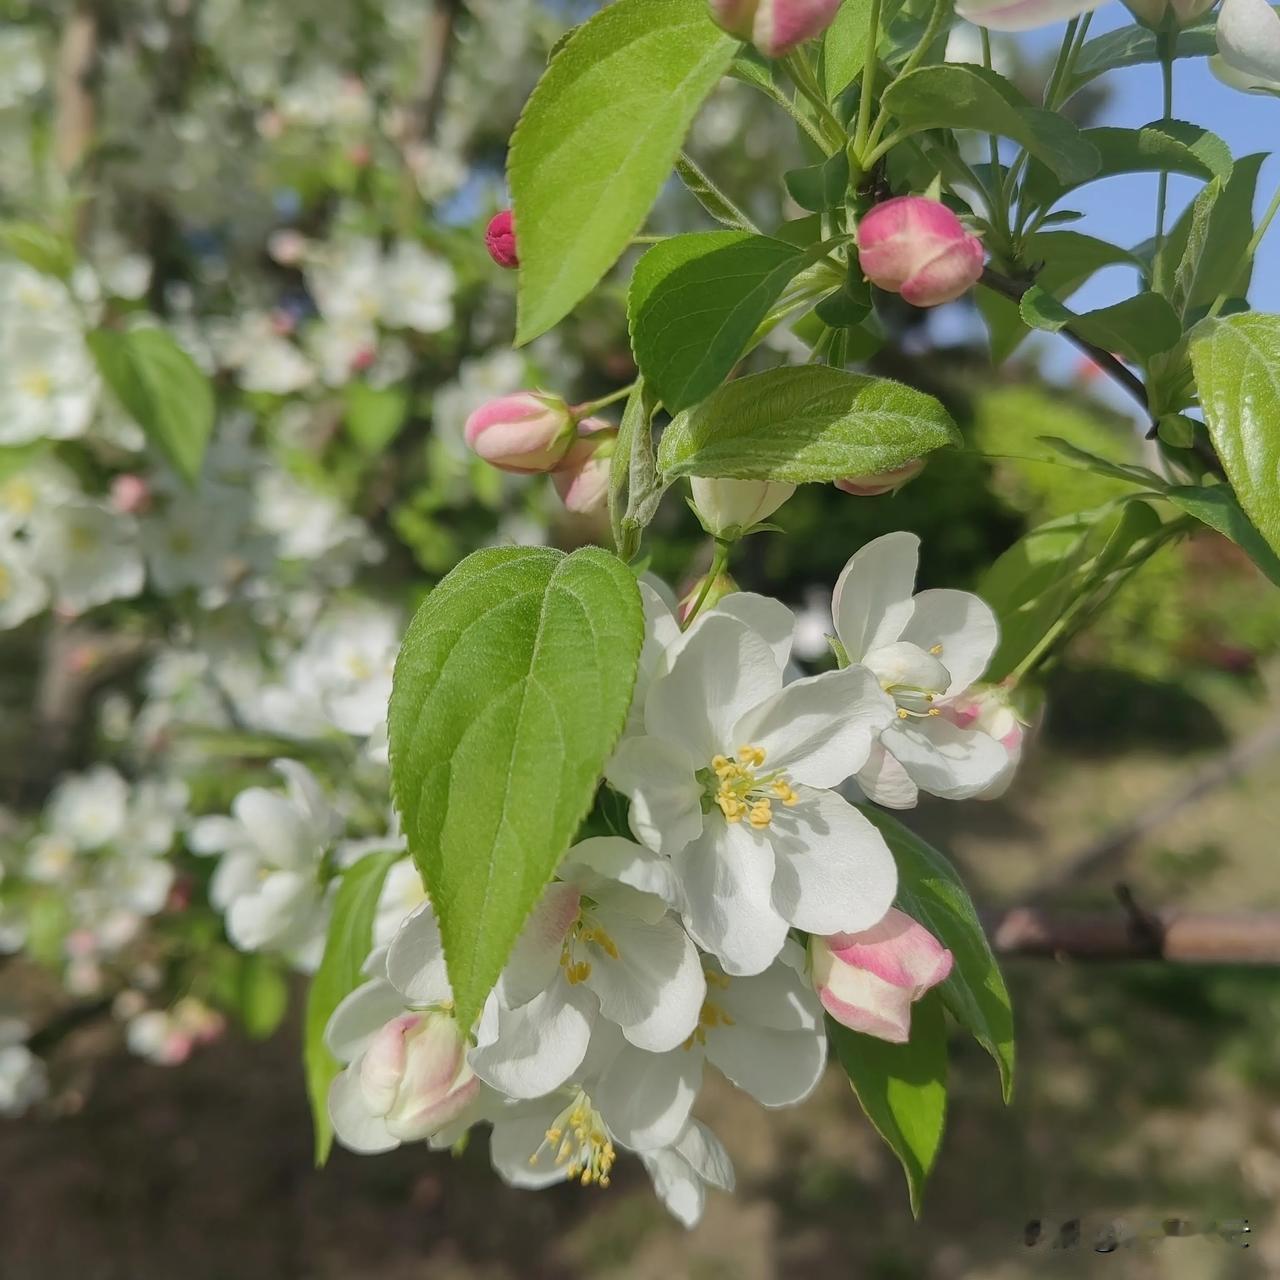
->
576, 382, 637, 416
1206, 181, 1280, 321
1152, 31, 1176, 291
852, 0, 885, 161
753, 75, 833, 151
980, 30, 1008, 240
864, 0, 952, 154
630, 235, 668, 245
784, 51, 846, 152
682, 540, 732, 629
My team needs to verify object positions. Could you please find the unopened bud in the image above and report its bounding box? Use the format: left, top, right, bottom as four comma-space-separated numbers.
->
857, 196, 985, 308
485, 210, 519, 270
690, 476, 795, 539
834, 458, 925, 496
552, 417, 616, 514
360, 1011, 478, 1142
679, 570, 740, 623
938, 682, 1028, 799
709, 0, 844, 58
110, 473, 152, 515
464, 392, 577, 474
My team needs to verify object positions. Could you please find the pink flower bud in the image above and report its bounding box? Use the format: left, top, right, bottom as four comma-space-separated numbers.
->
834, 458, 925, 497
709, 0, 844, 57
939, 683, 1028, 799
485, 210, 519, 269
360, 1011, 479, 1142
110, 473, 152, 515
810, 909, 954, 1043
857, 196, 985, 308
464, 392, 577, 474
552, 417, 616, 514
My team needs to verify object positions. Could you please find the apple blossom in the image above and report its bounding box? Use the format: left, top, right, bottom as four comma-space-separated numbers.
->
552, 417, 616, 514
708, 0, 844, 58
485, 209, 519, 268
832, 532, 1010, 808
954, 0, 1109, 30
1212, 0, 1280, 93
464, 392, 578, 473
857, 197, 985, 308
939, 682, 1028, 799
810, 909, 954, 1043
690, 476, 796, 538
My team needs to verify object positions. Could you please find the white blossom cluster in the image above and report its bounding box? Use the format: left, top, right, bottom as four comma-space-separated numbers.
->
321, 537, 1021, 1226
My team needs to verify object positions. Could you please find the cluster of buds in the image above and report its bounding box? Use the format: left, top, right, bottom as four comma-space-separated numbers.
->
464, 392, 617, 515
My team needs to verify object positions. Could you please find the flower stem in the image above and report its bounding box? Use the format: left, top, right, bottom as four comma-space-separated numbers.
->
682, 539, 732, 629
576, 382, 638, 417
852, 0, 885, 162
1152, 31, 1176, 291
864, 0, 951, 155
783, 51, 846, 153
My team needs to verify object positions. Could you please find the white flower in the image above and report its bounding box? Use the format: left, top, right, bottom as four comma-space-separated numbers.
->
1212, 0, 1280, 93
27, 499, 144, 614
638, 1119, 736, 1227
832, 532, 1009, 809
689, 477, 796, 538
188, 760, 338, 970
47, 765, 130, 850
606, 592, 898, 975
305, 237, 384, 328
461, 837, 706, 1101
0, 539, 49, 630
372, 857, 425, 948
214, 312, 315, 394
0, 1020, 47, 1117
140, 488, 254, 595
254, 468, 376, 568
378, 242, 456, 334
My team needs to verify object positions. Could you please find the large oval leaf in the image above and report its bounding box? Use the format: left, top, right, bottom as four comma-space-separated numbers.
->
657, 366, 960, 482
388, 546, 644, 1029
1019, 288, 1182, 363
880, 64, 1099, 186
1190, 314, 1280, 564
509, 0, 736, 344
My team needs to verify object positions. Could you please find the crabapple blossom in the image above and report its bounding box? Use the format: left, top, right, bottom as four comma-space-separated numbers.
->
939, 682, 1028, 799
708, 0, 845, 57
857, 197, 985, 308
690, 477, 796, 538
552, 418, 615, 514
1212, 0, 1280, 93
832, 532, 1010, 808
810, 910, 953, 1043
955, 0, 1108, 30
606, 592, 899, 975
465, 392, 578, 473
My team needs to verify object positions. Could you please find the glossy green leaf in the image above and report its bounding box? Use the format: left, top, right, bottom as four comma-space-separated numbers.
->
1018, 287, 1182, 362
629, 231, 827, 412
304, 849, 401, 1166
657, 366, 959, 483
881, 64, 1099, 185
1164, 483, 1280, 587
828, 994, 948, 1217
87, 327, 215, 485
1022, 120, 1232, 211
609, 378, 667, 559
1190, 313, 1280, 562
388, 547, 643, 1030
860, 808, 1014, 1103
509, 0, 736, 343
820, 0, 876, 98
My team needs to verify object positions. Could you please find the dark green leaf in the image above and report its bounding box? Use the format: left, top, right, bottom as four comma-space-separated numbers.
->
1165, 483, 1280, 586
820, 0, 876, 98
509, 0, 736, 343
609, 378, 667, 559
388, 547, 644, 1030
1018, 287, 1182, 363
657, 365, 960, 483
828, 994, 948, 1216
304, 850, 401, 1166
860, 808, 1015, 1103
1039, 435, 1168, 489
87, 327, 215, 485
784, 149, 851, 212
881, 64, 1099, 185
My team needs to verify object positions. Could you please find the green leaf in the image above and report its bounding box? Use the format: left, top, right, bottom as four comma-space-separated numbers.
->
609, 378, 667, 559
820, 0, 876, 98
828, 994, 948, 1216
0, 222, 75, 279
629, 231, 830, 412
657, 366, 960, 483
344, 382, 410, 455
860, 807, 1015, 1103
509, 0, 736, 343
1190, 314, 1280, 563
881, 64, 1099, 185
1038, 436, 1168, 489
1164, 483, 1280, 587
238, 954, 290, 1040
388, 546, 644, 1030
304, 849, 401, 1167
1022, 120, 1232, 212
674, 153, 757, 232
86, 327, 214, 484
784, 149, 851, 212
1018, 287, 1182, 363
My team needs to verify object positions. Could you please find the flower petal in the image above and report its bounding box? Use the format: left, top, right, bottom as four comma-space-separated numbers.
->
385, 902, 452, 1006
325, 978, 408, 1063
899, 588, 999, 696
673, 1119, 735, 1192
705, 1020, 827, 1107
856, 738, 920, 809
328, 1065, 399, 1154
605, 736, 703, 857
490, 1101, 574, 1189
594, 1042, 702, 1151
469, 980, 595, 1099
882, 718, 1009, 800
832, 532, 919, 662
955, 0, 1106, 31
585, 906, 706, 1052
1214, 0, 1280, 90
716, 943, 823, 1033
732, 664, 895, 788
561, 836, 682, 910
496, 882, 581, 1009
639, 1145, 705, 1228
768, 787, 898, 936
706, 592, 796, 674
672, 822, 788, 977
816, 966, 915, 1043
645, 614, 781, 763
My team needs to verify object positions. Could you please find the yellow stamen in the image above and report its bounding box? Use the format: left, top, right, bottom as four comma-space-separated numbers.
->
929, 643, 944, 656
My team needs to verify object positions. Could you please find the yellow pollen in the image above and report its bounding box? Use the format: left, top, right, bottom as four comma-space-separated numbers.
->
529, 1092, 615, 1187
560, 912, 621, 982
684, 996, 735, 1048
929, 643, 944, 656
709, 744, 794, 829
19, 369, 53, 400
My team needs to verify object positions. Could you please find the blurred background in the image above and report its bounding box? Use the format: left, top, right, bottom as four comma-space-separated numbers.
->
0, 1, 1278, 1277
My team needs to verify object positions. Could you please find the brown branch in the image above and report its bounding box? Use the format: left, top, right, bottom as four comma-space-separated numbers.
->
54, 2, 99, 181
985, 906, 1280, 964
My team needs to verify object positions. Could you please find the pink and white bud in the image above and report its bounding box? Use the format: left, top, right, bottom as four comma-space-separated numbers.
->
690, 476, 796, 538
464, 392, 577, 474
810, 909, 954, 1043
709, 0, 845, 58
359, 1011, 478, 1143
485, 210, 519, 269
110, 473, 152, 515
834, 458, 926, 497
857, 196, 985, 308
552, 417, 616, 514
939, 682, 1027, 799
